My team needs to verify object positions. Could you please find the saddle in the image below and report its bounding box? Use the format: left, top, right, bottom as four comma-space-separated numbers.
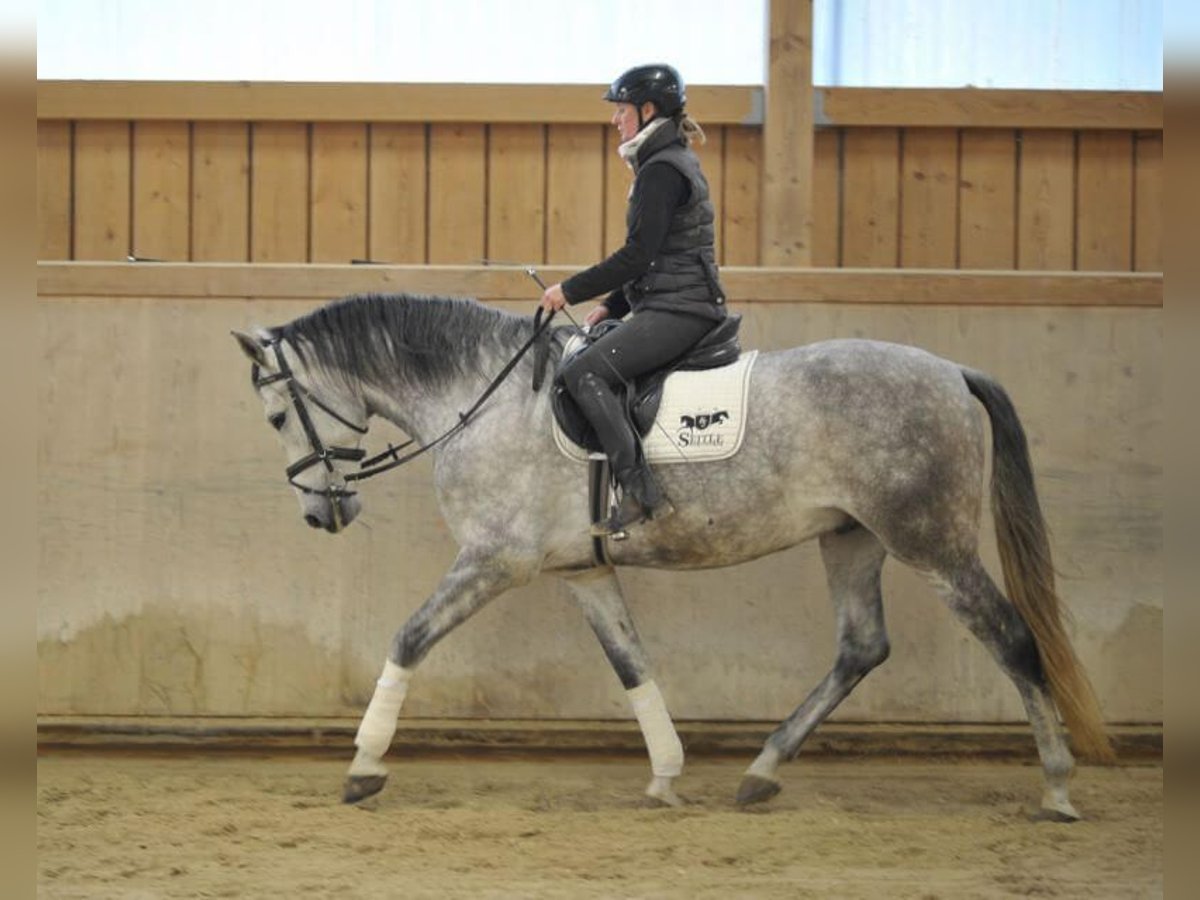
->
551, 314, 743, 453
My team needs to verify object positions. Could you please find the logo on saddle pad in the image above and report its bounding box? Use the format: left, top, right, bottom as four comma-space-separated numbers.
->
553, 351, 758, 465
678, 410, 730, 446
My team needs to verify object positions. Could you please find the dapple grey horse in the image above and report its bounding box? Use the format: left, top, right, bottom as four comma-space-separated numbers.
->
233, 292, 1112, 820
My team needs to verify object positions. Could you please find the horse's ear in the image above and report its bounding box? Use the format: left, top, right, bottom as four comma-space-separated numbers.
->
232, 330, 270, 368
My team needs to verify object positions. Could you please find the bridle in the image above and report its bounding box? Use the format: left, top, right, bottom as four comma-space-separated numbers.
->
254, 305, 557, 502
254, 339, 368, 501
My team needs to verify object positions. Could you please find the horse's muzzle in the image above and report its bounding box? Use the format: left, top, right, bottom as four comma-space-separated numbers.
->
302, 494, 361, 533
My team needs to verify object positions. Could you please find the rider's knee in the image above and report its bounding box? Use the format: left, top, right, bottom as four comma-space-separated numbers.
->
560, 357, 612, 398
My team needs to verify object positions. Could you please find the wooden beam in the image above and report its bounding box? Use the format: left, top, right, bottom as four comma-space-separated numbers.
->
761, 0, 814, 266
37, 262, 1162, 307
817, 88, 1162, 130
38, 81, 1163, 131
37, 81, 761, 125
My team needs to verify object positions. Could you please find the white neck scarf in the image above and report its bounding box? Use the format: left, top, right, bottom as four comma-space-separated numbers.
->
617, 117, 670, 170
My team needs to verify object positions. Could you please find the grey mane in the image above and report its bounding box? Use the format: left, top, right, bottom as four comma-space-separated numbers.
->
273, 293, 562, 391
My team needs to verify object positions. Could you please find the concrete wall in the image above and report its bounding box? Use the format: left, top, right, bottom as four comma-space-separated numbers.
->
37, 295, 1162, 725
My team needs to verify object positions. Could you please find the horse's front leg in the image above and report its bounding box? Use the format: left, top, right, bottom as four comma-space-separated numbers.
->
564, 567, 685, 808
343, 547, 535, 803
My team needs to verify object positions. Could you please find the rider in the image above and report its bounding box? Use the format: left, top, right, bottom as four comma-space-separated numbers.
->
540, 63, 727, 536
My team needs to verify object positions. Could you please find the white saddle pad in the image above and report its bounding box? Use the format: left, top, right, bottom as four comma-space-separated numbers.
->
554, 350, 758, 465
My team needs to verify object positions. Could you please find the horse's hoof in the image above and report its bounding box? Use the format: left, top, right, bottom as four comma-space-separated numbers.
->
1032, 805, 1081, 823
343, 774, 388, 804
1035, 787, 1081, 822
643, 775, 687, 808
736, 774, 782, 806
641, 793, 687, 809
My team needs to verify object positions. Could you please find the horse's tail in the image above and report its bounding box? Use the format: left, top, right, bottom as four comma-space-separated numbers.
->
962, 368, 1114, 763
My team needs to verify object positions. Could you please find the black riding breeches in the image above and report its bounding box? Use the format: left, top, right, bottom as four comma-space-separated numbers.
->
557, 309, 715, 396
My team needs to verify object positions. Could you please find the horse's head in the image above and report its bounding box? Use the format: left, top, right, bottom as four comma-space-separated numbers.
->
233, 329, 368, 533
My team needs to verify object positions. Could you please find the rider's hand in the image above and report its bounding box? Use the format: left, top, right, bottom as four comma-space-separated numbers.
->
584, 306, 611, 327
540, 284, 567, 313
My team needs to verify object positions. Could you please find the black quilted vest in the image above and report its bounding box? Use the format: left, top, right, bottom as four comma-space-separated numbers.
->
624, 120, 727, 321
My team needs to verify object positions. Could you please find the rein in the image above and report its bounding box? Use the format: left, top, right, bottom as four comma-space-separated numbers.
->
259, 307, 557, 498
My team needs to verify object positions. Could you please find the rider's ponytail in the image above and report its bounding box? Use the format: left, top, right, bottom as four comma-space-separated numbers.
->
675, 111, 706, 147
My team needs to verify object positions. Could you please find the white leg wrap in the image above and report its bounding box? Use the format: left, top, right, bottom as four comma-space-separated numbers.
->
628, 680, 684, 778
353, 660, 412, 760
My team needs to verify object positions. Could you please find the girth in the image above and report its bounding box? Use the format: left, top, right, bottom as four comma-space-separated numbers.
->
551, 314, 742, 454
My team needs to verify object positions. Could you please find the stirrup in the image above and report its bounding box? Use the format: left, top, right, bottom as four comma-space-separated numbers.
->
590, 493, 646, 539
589, 492, 674, 539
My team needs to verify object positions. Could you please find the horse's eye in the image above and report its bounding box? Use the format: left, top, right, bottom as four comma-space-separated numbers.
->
269, 412, 286, 431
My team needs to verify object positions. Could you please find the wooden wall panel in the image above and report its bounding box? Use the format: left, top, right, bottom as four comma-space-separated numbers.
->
841, 128, 899, 267
958, 130, 1017, 269
38, 121, 72, 260
132, 121, 190, 260
310, 123, 368, 263
428, 124, 485, 264
487, 124, 545, 265
811, 129, 840, 266
1077, 131, 1134, 270
900, 128, 958, 268
546, 125, 605, 265
722, 126, 761, 266
191, 122, 249, 262
1017, 130, 1075, 270
73, 121, 131, 260
250, 123, 309, 262
368, 123, 426, 264
1133, 132, 1162, 272
43, 99, 1159, 274
692, 127, 725, 262
603, 129, 630, 258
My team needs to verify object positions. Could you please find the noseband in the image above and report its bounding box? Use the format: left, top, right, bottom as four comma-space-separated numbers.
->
254, 340, 367, 500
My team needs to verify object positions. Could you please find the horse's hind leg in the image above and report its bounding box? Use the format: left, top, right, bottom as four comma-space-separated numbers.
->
933, 556, 1080, 821
563, 567, 686, 808
739, 525, 890, 805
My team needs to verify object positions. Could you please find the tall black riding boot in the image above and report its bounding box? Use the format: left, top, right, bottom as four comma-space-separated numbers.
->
569, 373, 673, 536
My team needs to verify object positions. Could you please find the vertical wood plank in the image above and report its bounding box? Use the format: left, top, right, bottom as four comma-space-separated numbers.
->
1076, 131, 1134, 271
369, 123, 427, 263
1133, 132, 1162, 272
900, 128, 958, 268
1017, 130, 1074, 270
958, 129, 1017, 269
811, 128, 840, 266
487, 124, 545, 265
603, 129, 630, 257
428, 124, 485, 264
250, 122, 309, 262
192, 122, 249, 262
691, 126, 725, 262
38, 120, 72, 259
841, 128, 899, 267
761, 0, 814, 264
310, 123, 368, 263
73, 120, 130, 260
722, 126, 761, 266
546, 124, 605, 265
132, 121, 190, 260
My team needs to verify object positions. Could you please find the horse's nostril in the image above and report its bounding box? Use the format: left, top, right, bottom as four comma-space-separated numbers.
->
305, 514, 322, 529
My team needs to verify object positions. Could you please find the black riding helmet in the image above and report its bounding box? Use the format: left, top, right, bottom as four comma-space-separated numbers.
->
603, 64, 686, 130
